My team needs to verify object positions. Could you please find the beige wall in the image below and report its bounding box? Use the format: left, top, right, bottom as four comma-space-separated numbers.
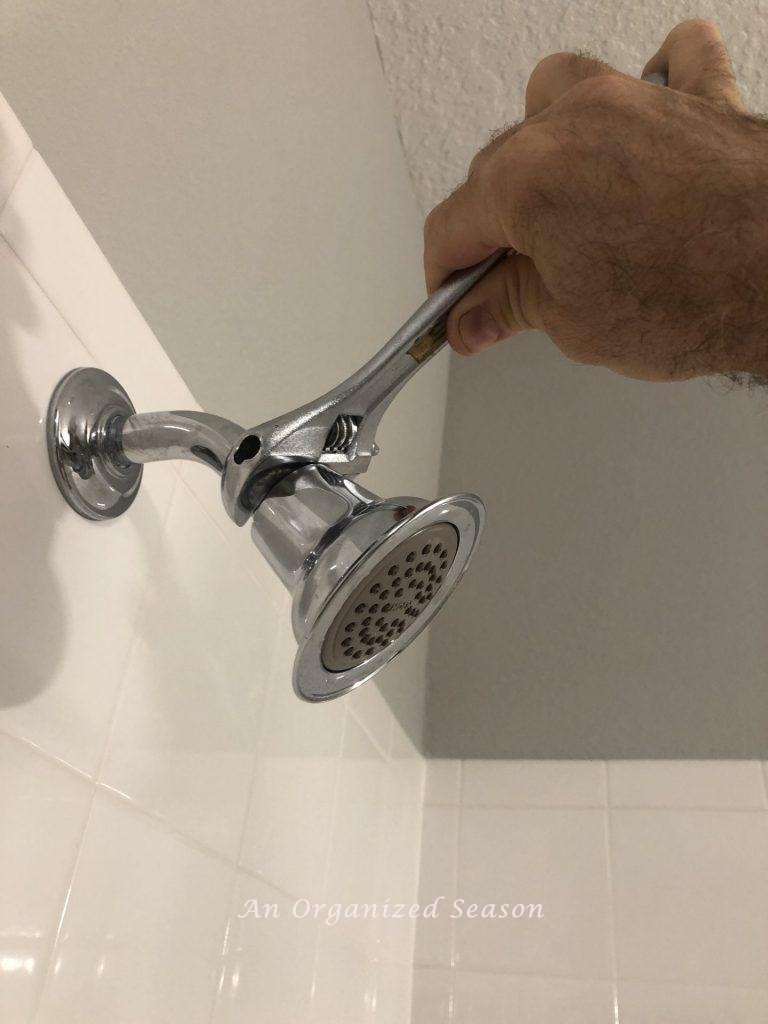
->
1, 0, 448, 744
367, 1, 768, 757
368, 0, 768, 214
431, 334, 768, 757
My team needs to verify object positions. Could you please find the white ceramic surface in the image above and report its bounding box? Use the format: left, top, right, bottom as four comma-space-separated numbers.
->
0, 87, 427, 1023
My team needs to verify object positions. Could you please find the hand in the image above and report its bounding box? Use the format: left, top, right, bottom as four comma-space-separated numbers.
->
423, 20, 768, 382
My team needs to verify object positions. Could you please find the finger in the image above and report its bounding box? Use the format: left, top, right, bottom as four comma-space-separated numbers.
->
525, 51, 625, 117
423, 180, 503, 294
423, 127, 550, 293
643, 19, 742, 108
444, 253, 548, 356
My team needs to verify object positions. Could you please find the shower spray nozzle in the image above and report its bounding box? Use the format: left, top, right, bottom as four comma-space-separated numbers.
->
46, 252, 504, 699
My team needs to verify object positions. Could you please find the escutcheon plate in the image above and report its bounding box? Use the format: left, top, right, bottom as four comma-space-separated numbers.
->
46, 367, 142, 521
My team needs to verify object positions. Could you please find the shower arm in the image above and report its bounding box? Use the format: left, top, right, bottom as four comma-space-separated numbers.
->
50, 73, 669, 526
106, 249, 509, 525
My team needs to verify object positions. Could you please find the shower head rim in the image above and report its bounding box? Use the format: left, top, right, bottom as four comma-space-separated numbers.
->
292, 492, 484, 702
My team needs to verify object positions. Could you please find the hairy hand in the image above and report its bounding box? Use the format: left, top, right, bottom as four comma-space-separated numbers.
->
424, 20, 768, 381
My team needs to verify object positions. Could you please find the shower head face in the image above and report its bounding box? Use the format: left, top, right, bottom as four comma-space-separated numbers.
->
321, 522, 459, 671
292, 493, 483, 702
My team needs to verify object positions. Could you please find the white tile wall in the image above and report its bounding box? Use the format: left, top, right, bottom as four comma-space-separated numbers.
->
0, 93, 426, 1023
0, 735, 92, 1022
414, 759, 768, 1022
6, 85, 768, 1024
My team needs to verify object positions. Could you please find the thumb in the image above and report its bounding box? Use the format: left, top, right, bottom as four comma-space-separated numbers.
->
445, 253, 547, 356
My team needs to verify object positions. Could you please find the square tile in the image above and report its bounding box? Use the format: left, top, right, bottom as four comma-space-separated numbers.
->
452, 971, 615, 1024
347, 680, 393, 758
390, 713, 423, 761
0, 242, 177, 774
311, 924, 378, 1024
371, 961, 413, 1024
0, 92, 32, 210
414, 805, 459, 968
239, 615, 345, 896
324, 713, 388, 906
213, 872, 317, 1024
35, 791, 233, 1024
323, 712, 391, 913
611, 808, 768, 987
608, 760, 767, 808
0, 736, 92, 1023
618, 979, 768, 1024
411, 966, 454, 1023
100, 487, 279, 858
462, 760, 606, 807
0, 151, 194, 412
455, 808, 613, 977
374, 750, 425, 964
424, 759, 461, 806
307, 714, 388, 1019
178, 463, 285, 612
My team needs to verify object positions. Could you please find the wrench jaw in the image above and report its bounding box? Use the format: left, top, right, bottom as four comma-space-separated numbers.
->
219, 251, 513, 524
220, 408, 377, 525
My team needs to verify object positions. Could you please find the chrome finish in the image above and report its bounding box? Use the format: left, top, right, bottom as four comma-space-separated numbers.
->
322, 521, 459, 671
47, 253, 507, 525
293, 481, 484, 702
250, 464, 382, 591
47, 367, 143, 521
251, 464, 484, 701
220, 249, 509, 523
47, 368, 246, 520
46, 79, 673, 693
120, 410, 243, 473
46, 253, 495, 698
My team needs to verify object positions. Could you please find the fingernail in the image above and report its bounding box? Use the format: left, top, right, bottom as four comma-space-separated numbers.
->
458, 306, 501, 352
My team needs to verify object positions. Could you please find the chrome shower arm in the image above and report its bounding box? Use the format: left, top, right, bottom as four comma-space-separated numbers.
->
47, 252, 508, 526
117, 411, 244, 474
220, 249, 509, 524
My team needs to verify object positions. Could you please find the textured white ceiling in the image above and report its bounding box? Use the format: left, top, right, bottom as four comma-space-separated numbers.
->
367, 0, 768, 214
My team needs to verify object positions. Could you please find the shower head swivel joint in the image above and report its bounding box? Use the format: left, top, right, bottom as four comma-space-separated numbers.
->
47, 252, 504, 699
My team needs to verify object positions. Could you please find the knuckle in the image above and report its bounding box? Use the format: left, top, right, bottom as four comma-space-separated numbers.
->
422, 205, 441, 242
467, 149, 486, 181
562, 73, 632, 115
570, 73, 625, 102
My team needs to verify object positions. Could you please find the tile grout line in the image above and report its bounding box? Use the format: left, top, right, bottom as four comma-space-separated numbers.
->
601, 762, 622, 1024
95, 782, 241, 869
210, 595, 297, 1024
406, 755, 429, 1022
30, 775, 99, 1024
0, 142, 34, 218
29, 469, 185, 1024
232, 593, 294, 869
449, 761, 464, 988
760, 762, 768, 807
347, 700, 392, 761
0, 223, 101, 367
175, 472, 284, 609
91, 472, 184, 784
308, 706, 350, 1004
0, 728, 93, 785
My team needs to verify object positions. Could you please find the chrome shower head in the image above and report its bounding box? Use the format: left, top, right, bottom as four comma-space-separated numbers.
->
250, 465, 483, 700
47, 253, 504, 699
